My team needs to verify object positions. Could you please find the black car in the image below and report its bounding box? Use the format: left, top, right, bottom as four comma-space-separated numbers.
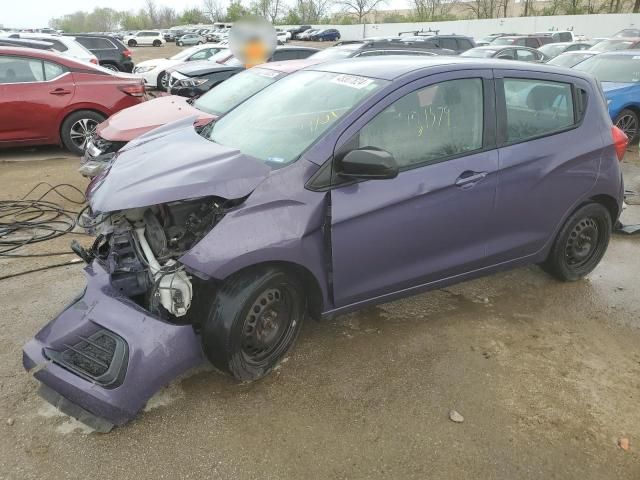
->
168, 46, 320, 97
0, 38, 55, 50
65, 34, 134, 72
460, 45, 547, 62
310, 39, 456, 60
288, 25, 312, 39
397, 31, 475, 54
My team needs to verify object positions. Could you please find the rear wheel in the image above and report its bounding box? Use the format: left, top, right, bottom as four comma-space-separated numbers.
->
60, 110, 105, 156
615, 108, 639, 142
177, 41, 183, 46
542, 203, 611, 281
152, 40, 162, 47
128, 39, 137, 47
201, 268, 305, 382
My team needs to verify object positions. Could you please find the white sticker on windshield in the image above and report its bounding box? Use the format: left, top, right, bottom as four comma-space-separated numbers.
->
256, 69, 280, 78
331, 74, 374, 89
267, 156, 286, 163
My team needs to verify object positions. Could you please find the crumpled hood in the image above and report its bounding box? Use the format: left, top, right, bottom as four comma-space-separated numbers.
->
87, 117, 271, 213
96, 95, 215, 142
174, 60, 240, 77
601, 81, 635, 94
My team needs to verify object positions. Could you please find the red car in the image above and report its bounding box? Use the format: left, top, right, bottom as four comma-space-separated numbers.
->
83, 59, 322, 162
0, 47, 145, 155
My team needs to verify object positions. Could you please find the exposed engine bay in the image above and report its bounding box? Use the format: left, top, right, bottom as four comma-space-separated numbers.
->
77, 196, 228, 319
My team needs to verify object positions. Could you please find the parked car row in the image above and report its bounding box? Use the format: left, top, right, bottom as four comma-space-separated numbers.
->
19, 50, 627, 431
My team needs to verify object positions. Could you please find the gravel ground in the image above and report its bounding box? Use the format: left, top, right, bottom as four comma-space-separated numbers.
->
1, 48, 640, 478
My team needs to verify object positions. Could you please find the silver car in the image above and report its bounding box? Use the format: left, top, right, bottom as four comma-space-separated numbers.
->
176, 34, 205, 46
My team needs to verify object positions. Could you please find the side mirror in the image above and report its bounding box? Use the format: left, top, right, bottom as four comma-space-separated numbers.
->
337, 147, 399, 180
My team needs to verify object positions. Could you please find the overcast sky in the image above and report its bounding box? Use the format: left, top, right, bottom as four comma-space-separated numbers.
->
3, 0, 409, 28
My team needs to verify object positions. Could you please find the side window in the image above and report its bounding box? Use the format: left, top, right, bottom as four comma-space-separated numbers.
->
272, 50, 298, 61
516, 49, 536, 62
440, 38, 458, 50
524, 38, 537, 48
503, 78, 575, 143
189, 49, 211, 60
0, 56, 44, 83
43, 61, 65, 80
457, 38, 473, 50
497, 49, 515, 60
355, 78, 484, 169
558, 32, 572, 42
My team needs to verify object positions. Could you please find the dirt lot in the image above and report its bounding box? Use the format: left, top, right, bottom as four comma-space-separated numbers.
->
1, 50, 640, 478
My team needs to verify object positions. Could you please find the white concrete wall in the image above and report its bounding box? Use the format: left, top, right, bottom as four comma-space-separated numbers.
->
284, 13, 640, 41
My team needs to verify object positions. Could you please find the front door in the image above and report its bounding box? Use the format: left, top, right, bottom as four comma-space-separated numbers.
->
330, 70, 499, 307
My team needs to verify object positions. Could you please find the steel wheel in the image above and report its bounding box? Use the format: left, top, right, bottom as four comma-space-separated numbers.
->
564, 217, 600, 268
615, 109, 638, 141
69, 118, 98, 151
241, 287, 296, 366
159, 71, 169, 90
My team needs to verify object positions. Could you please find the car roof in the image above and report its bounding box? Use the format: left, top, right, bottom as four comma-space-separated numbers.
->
0, 46, 94, 66
306, 56, 595, 81
274, 45, 319, 51
0, 38, 54, 48
468, 45, 512, 50
591, 49, 640, 56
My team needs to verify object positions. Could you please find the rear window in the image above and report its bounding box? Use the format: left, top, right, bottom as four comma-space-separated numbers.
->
76, 37, 116, 50
461, 48, 497, 58
457, 38, 473, 50
574, 55, 640, 83
439, 38, 457, 50
503, 78, 575, 143
548, 52, 594, 68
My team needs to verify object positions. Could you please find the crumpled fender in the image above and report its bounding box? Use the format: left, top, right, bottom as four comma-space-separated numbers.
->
179, 158, 331, 308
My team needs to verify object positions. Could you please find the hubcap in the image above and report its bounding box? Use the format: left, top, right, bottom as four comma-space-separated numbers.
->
565, 217, 599, 267
160, 73, 169, 89
616, 113, 637, 140
241, 288, 293, 364
69, 118, 98, 151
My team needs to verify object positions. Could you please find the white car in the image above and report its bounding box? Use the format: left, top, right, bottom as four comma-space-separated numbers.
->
276, 31, 288, 45
124, 31, 166, 47
133, 43, 226, 89
7, 33, 98, 64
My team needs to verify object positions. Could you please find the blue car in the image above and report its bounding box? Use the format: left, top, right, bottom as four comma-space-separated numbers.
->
574, 51, 640, 140
310, 28, 341, 42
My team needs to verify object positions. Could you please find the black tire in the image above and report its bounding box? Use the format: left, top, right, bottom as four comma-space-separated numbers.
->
128, 39, 137, 47
60, 110, 106, 156
614, 108, 639, 142
198, 41, 203, 45
157, 70, 168, 90
202, 268, 305, 382
153, 40, 162, 47
177, 41, 183, 47
542, 203, 611, 281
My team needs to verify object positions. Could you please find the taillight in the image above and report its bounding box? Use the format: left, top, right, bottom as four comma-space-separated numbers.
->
118, 83, 145, 97
90, 57, 98, 65
123, 49, 132, 58
611, 125, 628, 162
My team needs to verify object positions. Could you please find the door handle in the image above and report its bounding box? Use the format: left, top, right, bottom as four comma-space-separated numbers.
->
50, 88, 71, 96
455, 171, 488, 187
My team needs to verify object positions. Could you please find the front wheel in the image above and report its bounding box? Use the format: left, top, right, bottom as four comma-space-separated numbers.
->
614, 108, 638, 142
198, 41, 203, 45
201, 268, 305, 382
128, 39, 137, 47
158, 71, 169, 90
318, 37, 324, 42
177, 41, 182, 46
542, 203, 611, 281
60, 110, 106, 156
153, 40, 162, 47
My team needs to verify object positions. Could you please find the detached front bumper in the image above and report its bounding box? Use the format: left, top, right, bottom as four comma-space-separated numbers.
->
23, 262, 205, 431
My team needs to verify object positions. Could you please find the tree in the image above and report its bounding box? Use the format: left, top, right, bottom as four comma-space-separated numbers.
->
462, 0, 500, 18
203, 0, 225, 21
412, 0, 457, 20
226, 1, 250, 21
336, 0, 387, 23
145, 0, 159, 26
251, 0, 284, 22
292, 0, 334, 23
180, 7, 208, 24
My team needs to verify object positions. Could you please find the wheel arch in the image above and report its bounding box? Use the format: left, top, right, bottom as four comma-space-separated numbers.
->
589, 193, 620, 226
219, 261, 324, 321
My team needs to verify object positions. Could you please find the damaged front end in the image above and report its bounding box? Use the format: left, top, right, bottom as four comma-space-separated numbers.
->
24, 121, 272, 430
77, 196, 229, 318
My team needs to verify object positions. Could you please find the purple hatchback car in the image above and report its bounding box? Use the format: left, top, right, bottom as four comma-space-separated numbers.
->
24, 57, 627, 431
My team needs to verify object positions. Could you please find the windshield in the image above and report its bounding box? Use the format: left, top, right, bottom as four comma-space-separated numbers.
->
461, 48, 496, 58
493, 37, 515, 45
310, 44, 361, 60
538, 44, 567, 57
193, 67, 284, 116
207, 70, 388, 165
170, 45, 201, 60
210, 49, 231, 62
574, 55, 640, 82
548, 52, 593, 68
591, 39, 634, 51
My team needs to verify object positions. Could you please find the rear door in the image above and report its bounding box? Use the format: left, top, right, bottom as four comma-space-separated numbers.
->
329, 70, 499, 306
488, 69, 600, 263
0, 55, 74, 144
